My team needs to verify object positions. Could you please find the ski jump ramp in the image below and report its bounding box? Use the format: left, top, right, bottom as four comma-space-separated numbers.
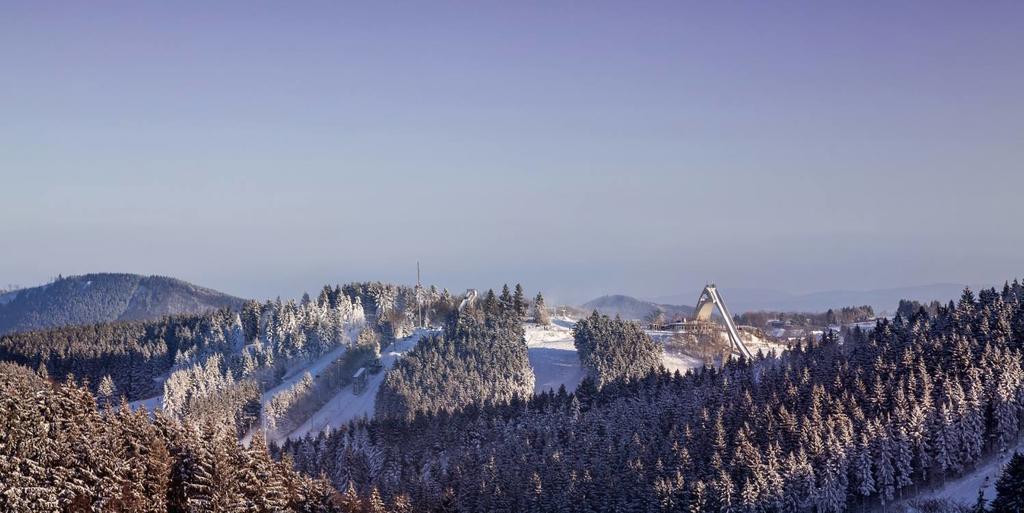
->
694, 285, 754, 359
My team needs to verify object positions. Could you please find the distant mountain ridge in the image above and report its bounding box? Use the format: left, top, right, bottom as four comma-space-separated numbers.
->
0, 273, 246, 335
581, 294, 693, 321
650, 283, 982, 314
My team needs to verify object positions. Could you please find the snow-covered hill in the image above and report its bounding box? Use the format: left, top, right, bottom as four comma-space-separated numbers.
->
0, 273, 245, 335
581, 295, 692, 321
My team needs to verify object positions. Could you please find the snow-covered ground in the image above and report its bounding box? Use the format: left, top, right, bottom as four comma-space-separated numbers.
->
286, 328, 434, 441
909, 441, 1023, 506
662, 351, 703, 374
647, 328, 788, 362
525, 319, 708, 393
128, 394, 162, 411
261, 343, 349, 405
525, 321, 587, 394
743, 334, 789, 357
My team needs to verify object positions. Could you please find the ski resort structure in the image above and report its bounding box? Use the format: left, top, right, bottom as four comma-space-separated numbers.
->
693, 284, 753, 358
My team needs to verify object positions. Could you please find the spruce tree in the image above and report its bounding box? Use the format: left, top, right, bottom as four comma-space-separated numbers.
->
513, 284, 527, 318
991, 452, 1024, 513
533, 293, 551, 325
98, 374, 116, 404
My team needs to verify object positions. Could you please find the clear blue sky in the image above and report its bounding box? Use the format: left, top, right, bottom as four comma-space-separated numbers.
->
2, 2, 1022, 303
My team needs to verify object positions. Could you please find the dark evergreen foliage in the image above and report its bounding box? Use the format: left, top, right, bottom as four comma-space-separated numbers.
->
0, 311, 235, 401
735, 305, 875, 329
990, 452, 1024, 513
573, 311, 663, 386
0, 273, 245, 335
7, 279, 1024, 512
375, 286, 534, 419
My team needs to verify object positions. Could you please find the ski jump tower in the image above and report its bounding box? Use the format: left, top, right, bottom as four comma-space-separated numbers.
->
693, 284, 753, 359
458, 289, 478, 312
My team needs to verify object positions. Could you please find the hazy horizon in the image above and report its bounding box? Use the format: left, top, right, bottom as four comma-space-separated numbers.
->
3, 2, 1022, 305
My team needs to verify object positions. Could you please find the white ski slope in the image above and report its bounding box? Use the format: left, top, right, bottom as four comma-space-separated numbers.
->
286, 328, 434, 441
261, 343, 349, 405
526, 321, 587, 393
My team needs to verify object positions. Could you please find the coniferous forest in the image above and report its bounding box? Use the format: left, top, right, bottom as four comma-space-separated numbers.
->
375, 288, 534, 420
3, 281, 1024, 512
0, 362, 338, 512
283, 282, 1024, 512
8, 1, 1024, 510
573, 311, 663, 386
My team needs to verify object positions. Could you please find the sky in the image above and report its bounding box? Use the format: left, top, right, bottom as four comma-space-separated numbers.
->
1, 2, 1022, 304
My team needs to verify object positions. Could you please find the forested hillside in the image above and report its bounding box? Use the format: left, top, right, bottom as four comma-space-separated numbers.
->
0, 362, 344, 512
735, 305, 875, 329
0, 311, 237, 401
0, 273, 245, 335
282, 282, 1024, 513
375, 286, 535, 419
582, 294, 693, 321
0, 280, 460, 433
6, 277, 1024, 512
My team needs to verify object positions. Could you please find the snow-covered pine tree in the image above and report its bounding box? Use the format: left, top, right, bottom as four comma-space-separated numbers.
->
854, 432, 876, 500
98, 374, 117, 405
991, 452, 1024, 513
513, 284, 527, 319
533, 292, 551, 325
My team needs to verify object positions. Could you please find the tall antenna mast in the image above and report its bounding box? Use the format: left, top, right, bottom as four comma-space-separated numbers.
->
415, 262, 423, 328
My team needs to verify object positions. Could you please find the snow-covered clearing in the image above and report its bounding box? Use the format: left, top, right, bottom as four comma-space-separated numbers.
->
525, 322, 586, 394
647, 330, 706, 373
662, 351, 704, 374
286, 329, 434, 441
129, 394, 162, 411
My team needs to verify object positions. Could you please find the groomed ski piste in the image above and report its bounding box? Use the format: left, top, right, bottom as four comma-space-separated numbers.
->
243, 342, 356, 445
285, 328, 434, 441
128, 329, 433, 444
262, 343, 350, 406
129, 340, 352, 421
525, 319, 588, 393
